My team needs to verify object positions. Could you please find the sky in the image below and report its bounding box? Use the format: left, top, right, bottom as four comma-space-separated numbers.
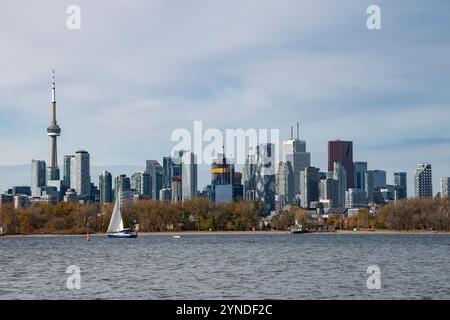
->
0, 0, 449, 194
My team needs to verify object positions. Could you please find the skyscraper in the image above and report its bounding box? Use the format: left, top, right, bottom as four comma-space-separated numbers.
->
162, 157, 174, 190
333, 162, 347, 208
394, 172, 407, 200
118, 190, 134, 208
299, 166, 320, 209
63, 155, 74, 188
255, 143, 276, 213
242, 153, 257, 201
171, 176, 183, 202
276, 161, 295, 205
162, 157, 171, 190
181, 152, 198, 201
440, 177, 450, 198
232, 172, 243, 200
70, 150, 91, 198
320, 177, 339, 208
211, 153, 234, 204
131, 172, 152, 197
162, 152, 183, 190
328, 140, 353, 189
114, 174, 131, 197
146, 160, 163, 199
31, 159, 46, 197
99, 170, 113, 203
353, 161, 367, 190
160, 151, 183, 201
415, 163, 433, 198
282, 123, 311, 196
365, 170, 387, 202
46, 71, 61, 181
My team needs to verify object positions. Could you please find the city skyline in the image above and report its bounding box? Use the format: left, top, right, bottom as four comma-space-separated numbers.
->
1, 1, 450, 306
4, 84, 444, 210
0, 1, 450, 194
0, 71, 447, 198
0, 114, 448, 197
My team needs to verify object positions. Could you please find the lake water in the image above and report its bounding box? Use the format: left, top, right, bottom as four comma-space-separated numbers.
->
0, 234, 449, 299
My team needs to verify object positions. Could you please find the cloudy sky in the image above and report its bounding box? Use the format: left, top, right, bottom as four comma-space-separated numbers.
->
0, 0, 449, 194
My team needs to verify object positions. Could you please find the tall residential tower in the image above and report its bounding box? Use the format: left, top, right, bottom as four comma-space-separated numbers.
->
31, 159, 46, 197
70, 150, 91, 198
394, 172, 408, 200
439, 177, 449, 198
181, 152, 198, 201
414, 163, 432, 198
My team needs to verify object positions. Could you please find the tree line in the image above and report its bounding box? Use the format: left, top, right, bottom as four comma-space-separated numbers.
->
0, 198, 262, 235
1, 197, 449, 235
377, 197, 450, 231
270, 197, 450, 231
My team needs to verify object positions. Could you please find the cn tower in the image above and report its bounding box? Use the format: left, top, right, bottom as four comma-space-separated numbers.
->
47, 70, 61, 181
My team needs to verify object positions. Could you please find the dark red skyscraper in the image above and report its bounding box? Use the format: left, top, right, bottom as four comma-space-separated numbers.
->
328, 140, 354, 188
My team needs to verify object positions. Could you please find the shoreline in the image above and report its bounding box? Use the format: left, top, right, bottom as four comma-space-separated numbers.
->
1, 229, 450, 238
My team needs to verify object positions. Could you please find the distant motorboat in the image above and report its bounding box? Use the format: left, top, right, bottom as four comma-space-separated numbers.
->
107, 196, 137, 239
289, 225, 308, 234
173, 235, 182, 238
290, 230, 308, 234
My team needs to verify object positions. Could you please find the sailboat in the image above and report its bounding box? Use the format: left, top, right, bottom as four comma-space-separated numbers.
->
107, 196, 137, 238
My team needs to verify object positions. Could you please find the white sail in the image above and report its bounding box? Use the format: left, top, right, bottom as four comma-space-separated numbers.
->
107, 196, 123, 233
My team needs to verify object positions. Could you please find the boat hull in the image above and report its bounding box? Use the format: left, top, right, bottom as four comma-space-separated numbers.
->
107, 233, 137, 238
290, 231, 308, 234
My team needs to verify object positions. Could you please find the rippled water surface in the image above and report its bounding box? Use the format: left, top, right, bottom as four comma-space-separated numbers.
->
0, 234, 449, 299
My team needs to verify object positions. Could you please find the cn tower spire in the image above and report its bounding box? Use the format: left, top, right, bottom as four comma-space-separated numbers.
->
52, 70, 56, 104
47, 70, 61, 180
51, 70, 57, 125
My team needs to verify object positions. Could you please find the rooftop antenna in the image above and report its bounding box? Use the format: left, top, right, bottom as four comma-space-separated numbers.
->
222, 141, 226, 164
296, 122, 300, 140
290, 126, 293, 140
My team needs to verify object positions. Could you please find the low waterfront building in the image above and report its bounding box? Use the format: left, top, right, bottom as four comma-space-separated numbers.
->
380, 185, 395, 203
14, 195, 30, 209
64, 189, 79, 202
29, 195, 57, 205
345, 188, 368, 209
214, 184, 233, 204
11, 186, 32, 196
159, 188, 171, 201
0, 194, 14, 207
171, 176, 182, 202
